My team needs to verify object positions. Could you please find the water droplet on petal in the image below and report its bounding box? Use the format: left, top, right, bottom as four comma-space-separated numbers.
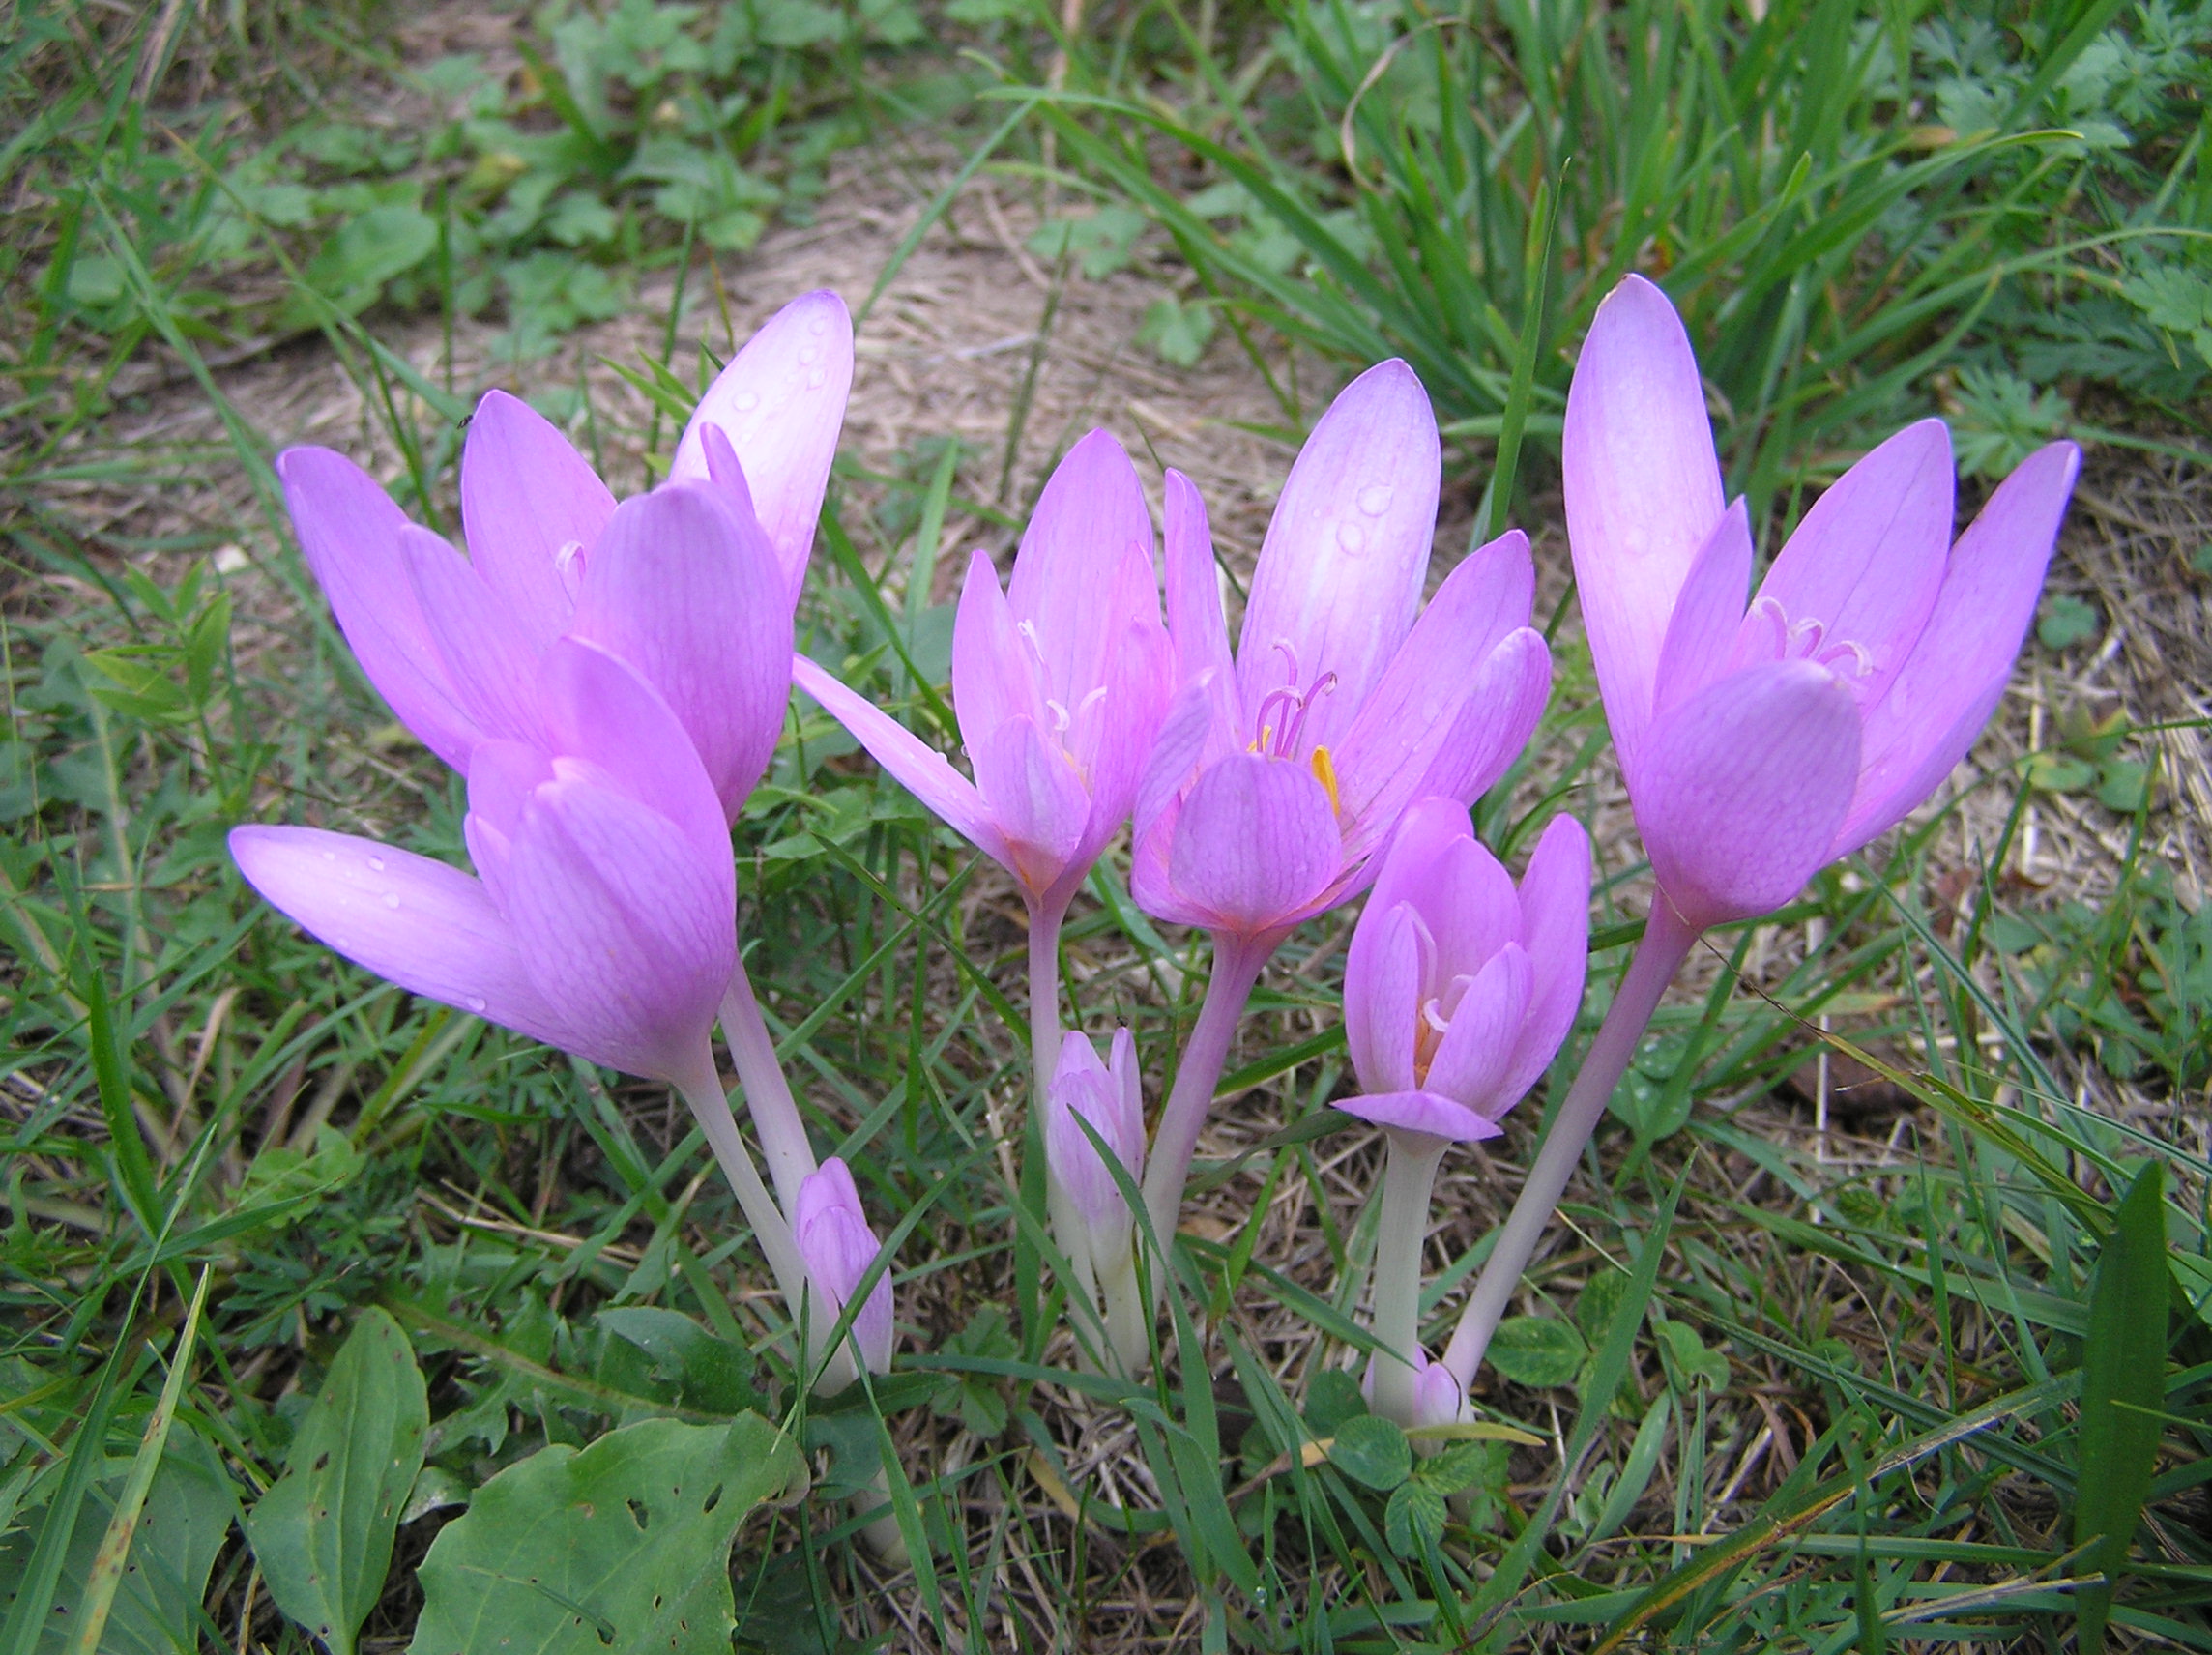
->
806, 367, 827, 389
466, 996, 488, 1014
797, 343, 821, 365
1357, 483, 1394, 515
382, 891, 401, 910
366, 856, 385, 872
321, 851, 336, 862
1336, 521, 1367, 554
807, 310, 830, 334
732, 390, 760, 412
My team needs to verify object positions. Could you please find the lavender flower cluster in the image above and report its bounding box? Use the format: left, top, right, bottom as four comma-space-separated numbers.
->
232, 277, 2078, 1450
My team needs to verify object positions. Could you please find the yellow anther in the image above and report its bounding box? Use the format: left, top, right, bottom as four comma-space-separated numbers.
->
1310, 745, 1340, 814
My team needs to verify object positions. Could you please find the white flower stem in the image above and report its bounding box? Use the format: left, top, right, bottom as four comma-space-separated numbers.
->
718, 958, 817, 1214
1369, 1132, 1446, 1429
1440, 899, 1700, 1387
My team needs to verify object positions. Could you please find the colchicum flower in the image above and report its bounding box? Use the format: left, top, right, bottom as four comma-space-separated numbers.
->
1563, 275, 2081, 933
276, 289, 850, 816
794, 429, 1173, 917
1440, 274, 2080, 1388
792, 1157, 895, 1376
1041, 1029, 1150, 1368
1131, 362, 1552, 1251
1334, 801, 1590, 1427
231, 640, 734, 1084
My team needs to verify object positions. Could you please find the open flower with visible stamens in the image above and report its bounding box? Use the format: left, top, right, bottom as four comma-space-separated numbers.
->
276, 289, 850, 816
1568, 275, 2081, 930
1132, 361, 1552, 946
793, 429, 1172, 916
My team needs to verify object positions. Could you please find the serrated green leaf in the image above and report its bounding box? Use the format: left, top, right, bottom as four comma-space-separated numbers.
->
1485, 1316, 1587, 1388
1328, 1414, 1411, 1492
245, 1308, 427, 1655
408, 1414, 800, 1655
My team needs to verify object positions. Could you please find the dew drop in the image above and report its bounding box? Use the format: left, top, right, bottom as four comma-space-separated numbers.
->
807, 310, 830, 334
806, 367, 827, 389
466, 996, 488, 1014
732, 390, 760, 412
321, 851, 337, 863
1357, 483, 1394, 516
382, 891, 401, 910
366, 856, 385, 872
1336, 521, 1367, 554
797, 343, 821, 365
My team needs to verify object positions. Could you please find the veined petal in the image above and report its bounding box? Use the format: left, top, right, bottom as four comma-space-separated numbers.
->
1333, 1089, 1501, 1145
1652, 501, 1754, 731
1563, 276, 1726, 779
277, 447, 476, 769
1345, 902, 1424, 1096
1422, 943, 1531, 1114
229, 825, 563, 1046
536, 638, 731, 865
950, 548, 1046, 757
1734, 420, 1953, 709
463, 740, 554, 907
401, 526, 548, 750
794, 1157, 894, 1373
1006, 429, 1156, 713
1070, 613, 1174, 871
1639, 660, 1862, 929
568, 481, 792, 823
1362, 797, 1476, 926
1421, 831, 1522, 987
1164, 469, 1234, 690
1496, 814, 1591, 1110
504, 776, 734, 1080
1237, 361, 1441, 755
1837, 440, 2079, 854
971, 716, 1091, 894
791, 654, 1014, 869
1134, 673, 1237, 840
457, 389, 612, 650
1044, 1031, 1144, 1230
1332, 532, 1536, 830
670, 289, 854, 591
1165, 751, 1343, 936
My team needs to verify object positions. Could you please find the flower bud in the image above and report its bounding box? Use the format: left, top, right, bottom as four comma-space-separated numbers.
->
1042, 1029, 1146, 1238
792, 1156, 892, 1374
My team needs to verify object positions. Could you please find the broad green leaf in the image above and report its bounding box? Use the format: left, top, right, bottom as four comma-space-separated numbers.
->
594, 1308, 761, 1417
0, 1432, 239, 1655
245, 1308, 427, 1655
1485, 1316, 1587, 1388
408, 1414, 801, 1655
1135, 295, 1215, 366
1328, 1415, 1411, 1492
301, 204, 438, 312
2073, 1161, 2168, 1652
1384, 1478, 1446, 1558
1655, 1321, 1732, 1392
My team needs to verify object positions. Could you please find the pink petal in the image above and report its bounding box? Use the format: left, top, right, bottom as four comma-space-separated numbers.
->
1333, 532, 1536, 834
535, 638, 731, 865
229, 824, 562, 1045
1651, 501, 1754, 731
1345, 902, 1425, 1096
1333, 1089, 1501, 1144
1164, 469, 1234, 690
1837, 440, 2080, 853
401, 525, 548, 750
1067, 614, 1174, 874
1732, 420, 1953, 710
1165, 751, 1343, 937
1420, 830, 1523, 987
970, 716, 1091, 896
276, 447, 476, 769
1422, 943, 1531, 1112
1005, 429, 1156, 715
462, 740, 555, 907
950, 548, 1046, 757
1135, 676, 1230, 842
1237, 361, 1441, 756
1563, 276, 1726, 780
672, 289, 854, 592
504, 774, 733, 1080
1353, 628, 1548, 858
1044, 1030, 1146, 1228
1495, 814, 1591, 1109
1638, 660, 1863, 929
1362, 796, 1475, 924
567, 480, 793, 823
457, 390, 612, 651
791, 654, 1013, 870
